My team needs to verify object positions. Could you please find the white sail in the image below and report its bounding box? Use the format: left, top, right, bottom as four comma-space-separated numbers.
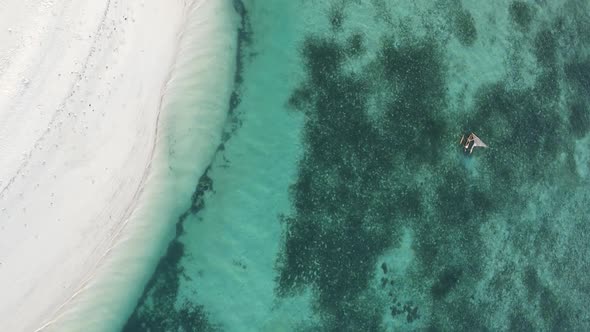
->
471, 133, 488, 148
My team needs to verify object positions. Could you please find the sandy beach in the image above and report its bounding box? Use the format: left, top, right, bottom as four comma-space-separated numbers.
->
0, 0, 237, 331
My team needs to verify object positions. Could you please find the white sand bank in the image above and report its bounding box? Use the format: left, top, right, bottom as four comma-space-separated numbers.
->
0, 0, 238, 331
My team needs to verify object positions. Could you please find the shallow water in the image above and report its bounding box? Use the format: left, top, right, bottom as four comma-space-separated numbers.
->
124, 0, 590, 330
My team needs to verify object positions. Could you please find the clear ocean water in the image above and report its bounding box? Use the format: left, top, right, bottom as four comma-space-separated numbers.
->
123, 0, 590, 330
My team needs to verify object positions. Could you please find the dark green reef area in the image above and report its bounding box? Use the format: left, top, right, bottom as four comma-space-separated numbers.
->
124, 0, 590, 331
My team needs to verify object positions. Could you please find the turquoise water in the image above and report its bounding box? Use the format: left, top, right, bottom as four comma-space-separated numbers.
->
124, 0, 590, 330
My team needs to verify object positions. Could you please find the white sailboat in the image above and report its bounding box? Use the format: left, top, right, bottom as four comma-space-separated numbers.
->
460, 133, 488, 154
